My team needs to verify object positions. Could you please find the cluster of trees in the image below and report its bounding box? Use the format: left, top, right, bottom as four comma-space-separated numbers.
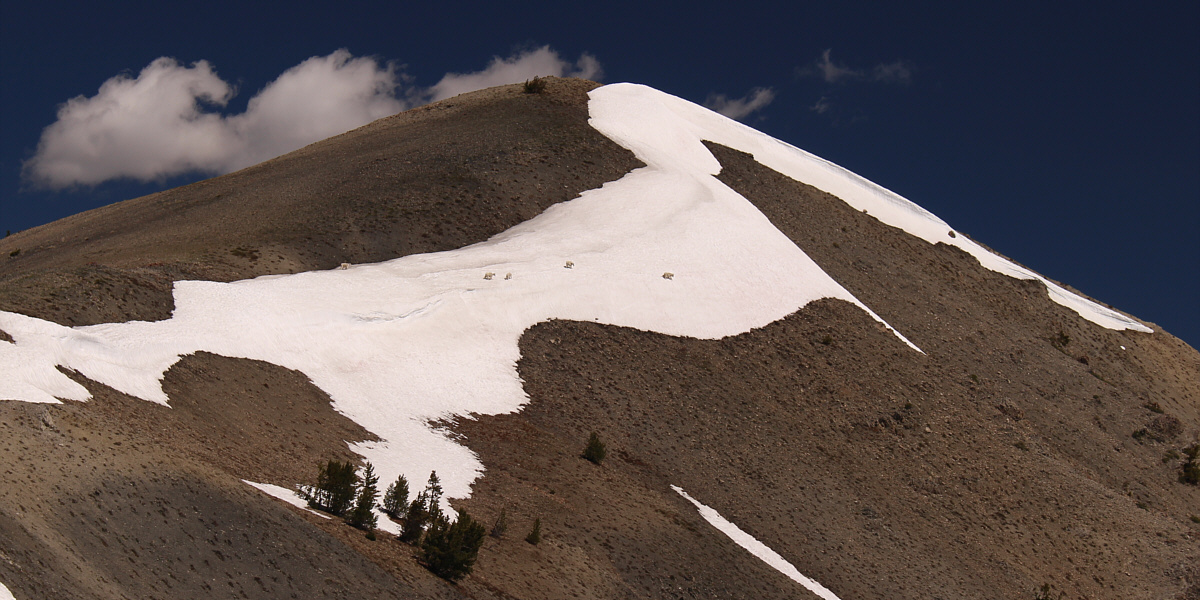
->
298, 460, 379, 531
298, 432, 606, 582
299, 462, 486, 581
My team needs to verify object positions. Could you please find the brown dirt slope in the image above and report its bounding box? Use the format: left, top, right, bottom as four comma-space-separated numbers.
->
448, 144, 1199, 599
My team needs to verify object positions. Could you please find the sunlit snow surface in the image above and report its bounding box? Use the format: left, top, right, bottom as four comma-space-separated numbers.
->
673, 486, 841, 600
0, 83, 1146, 516
591, 84, 1152, 334
0, 580, 14, 600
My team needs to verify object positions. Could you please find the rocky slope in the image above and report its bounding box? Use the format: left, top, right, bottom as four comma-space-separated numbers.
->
0, 78, 1196, 600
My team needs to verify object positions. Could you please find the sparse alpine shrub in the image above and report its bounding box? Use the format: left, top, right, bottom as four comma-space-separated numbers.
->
583, 432, 606, 465
1050, 330, 1070, 350
525, 518, 541, 545
421, 510, 487, 582
523, 76, 547, 94
1033, 583, 1064, 600
1180, 445, 1200, 486
1147, 414, 1183, 441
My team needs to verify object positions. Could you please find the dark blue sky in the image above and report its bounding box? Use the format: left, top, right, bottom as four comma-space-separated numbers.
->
1, 1, 1196, 346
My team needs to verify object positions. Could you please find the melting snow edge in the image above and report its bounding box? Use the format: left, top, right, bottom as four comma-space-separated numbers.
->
672, 485, 842, 600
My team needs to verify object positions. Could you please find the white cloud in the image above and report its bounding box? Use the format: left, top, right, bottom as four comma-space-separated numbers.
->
870, 60, 913, 84
428, 46, 601, 102
23, 57, 241, 188
810, 96, 832, 115
223, 50, 407, 170
24, 47, 603, 189
703, 87, 776, 120
810, 49, 913, 84
815, 49, 858, 83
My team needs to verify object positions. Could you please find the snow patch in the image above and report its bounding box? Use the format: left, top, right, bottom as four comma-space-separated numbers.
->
0, 580, 14, 600
243, 480, 331, 519
590, 83, 1150, 334
672, 485, 842, 600
0, 83, 926, 510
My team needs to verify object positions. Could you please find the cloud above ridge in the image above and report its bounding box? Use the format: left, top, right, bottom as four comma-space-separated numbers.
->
806, 49, 913, 84
24, 46, 601, 189
429, 46, 601, 102
704, 87, 776, 120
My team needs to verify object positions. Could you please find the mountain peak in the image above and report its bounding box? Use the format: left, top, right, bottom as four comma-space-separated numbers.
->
0, 82, 1196, 600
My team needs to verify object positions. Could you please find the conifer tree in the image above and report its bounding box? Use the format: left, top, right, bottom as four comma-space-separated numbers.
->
400, 494, 429, 544
381, 474, 410, 519
583, 431, 607, 465
422, 471, 444, 523
346, 462, 379, 530
489, 508, 508, 539
525, 518, 542, 545
399, 470, 445, 544
421, 510, 487, 581
301, 459, 358, 516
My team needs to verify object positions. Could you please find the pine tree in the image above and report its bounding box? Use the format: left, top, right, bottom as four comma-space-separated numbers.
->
421, 471, 444, 524
346, 462, 379, 530
489, 508, 508, 539
381, 474, 410, 519
421, 510, 487, 582
399, 471, 444, 544
525, 518, 541, 545
423, 471, 443, 509
400, 494, 429, 544
583, 431, 606, 465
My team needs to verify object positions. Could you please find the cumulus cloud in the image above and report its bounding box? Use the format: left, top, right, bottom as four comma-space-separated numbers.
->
808, 49, 913, 84
24, 47, 602, 189
703, 87, 776, 120
428, 46, 601, 102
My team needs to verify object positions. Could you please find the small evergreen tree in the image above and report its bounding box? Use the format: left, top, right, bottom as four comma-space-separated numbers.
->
489, 508, 508, 539
421, 471, 444, 524
400, 495, 429, 544
398, 471, 445, 544
346, 462, 379, 530
421, 510, 487, 582
423, 471, 443, 508
300, 459, 358, 516
525, 518, 541, 545
381, 474, 410, 519
583, 432, 606, 465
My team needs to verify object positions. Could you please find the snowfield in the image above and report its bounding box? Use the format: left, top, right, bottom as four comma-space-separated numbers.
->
590, 84, 1151, 335
0, 83, 1150, 590
0, 83, 926, 507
